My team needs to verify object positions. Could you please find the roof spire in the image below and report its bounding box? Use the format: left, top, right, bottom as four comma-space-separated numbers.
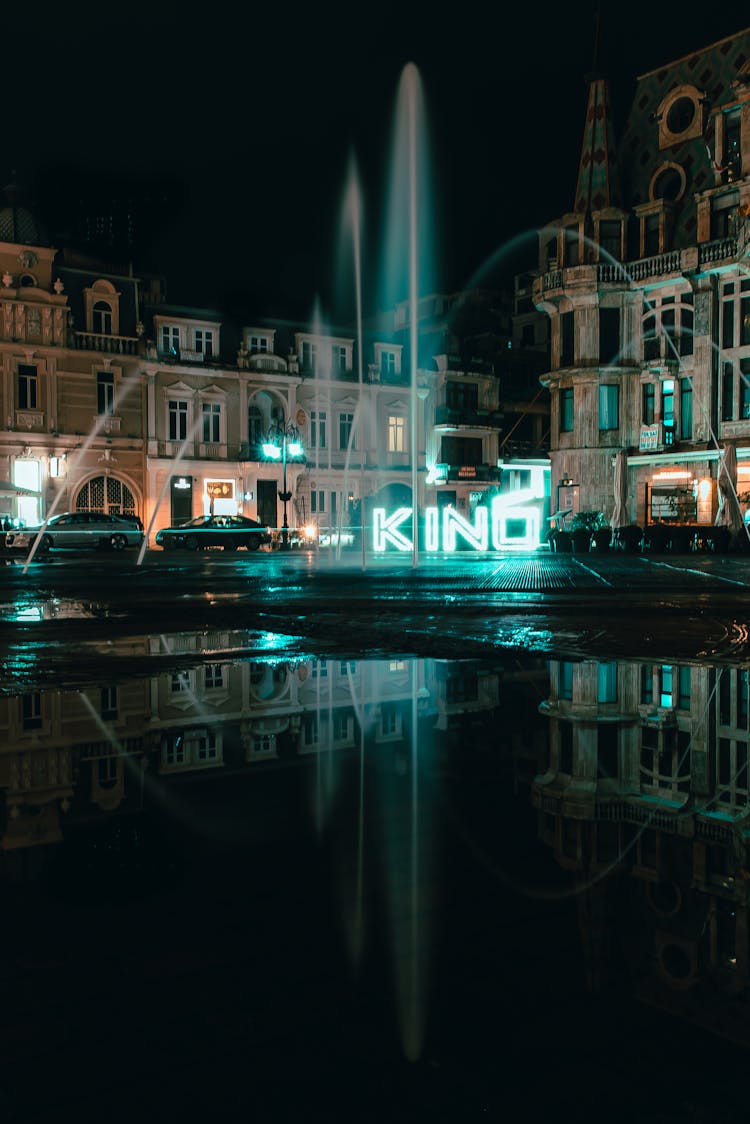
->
573, 68, 620, 215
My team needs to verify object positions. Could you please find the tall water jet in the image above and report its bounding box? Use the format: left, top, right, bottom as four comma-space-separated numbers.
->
381, 62, 435, 569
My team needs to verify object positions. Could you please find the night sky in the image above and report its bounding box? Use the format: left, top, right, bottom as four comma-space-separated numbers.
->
6, 5, 747, 319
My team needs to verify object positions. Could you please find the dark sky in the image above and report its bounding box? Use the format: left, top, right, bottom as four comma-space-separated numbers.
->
5, 4, 747, 320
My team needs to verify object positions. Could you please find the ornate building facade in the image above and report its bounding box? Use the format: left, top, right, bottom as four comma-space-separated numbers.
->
535, 27, 750, 530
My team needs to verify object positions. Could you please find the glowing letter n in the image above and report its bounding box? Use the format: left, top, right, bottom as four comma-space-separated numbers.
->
442, 506, 488, 553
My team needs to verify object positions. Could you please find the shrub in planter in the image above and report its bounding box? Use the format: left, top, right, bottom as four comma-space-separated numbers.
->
591, 527, 612, 551
615, 524, 643, 553
643, 524, 669, 553
548, 528, 572, 552
669, 526, 695, 553
570, 511, 608, 554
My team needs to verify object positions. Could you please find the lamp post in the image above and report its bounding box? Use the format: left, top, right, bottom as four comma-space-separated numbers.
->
262, 420, 303, 551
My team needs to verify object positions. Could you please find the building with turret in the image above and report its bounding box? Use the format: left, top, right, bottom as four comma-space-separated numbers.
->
534, 27, 750, 532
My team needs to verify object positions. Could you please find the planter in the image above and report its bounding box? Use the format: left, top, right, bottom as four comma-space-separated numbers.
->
615, 524, 643, 553
591, 528, 612, 552
571, 529, 592, 553
643, 525, 669, 553
549, 529, 572, 553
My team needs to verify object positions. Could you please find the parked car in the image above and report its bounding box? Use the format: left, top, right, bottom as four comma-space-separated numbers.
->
155, 514, 272, 551
5, 511, 144, 553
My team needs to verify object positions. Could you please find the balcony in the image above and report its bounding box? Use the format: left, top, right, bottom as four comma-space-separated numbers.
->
198, 442, 226, 459
436, 463, 503, 483
14, 410, 44, 431
435, 406, 503, 429
74, 331, 139, 356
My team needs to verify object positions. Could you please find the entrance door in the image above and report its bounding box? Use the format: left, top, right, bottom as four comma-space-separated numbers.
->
170, 475, 193, 526
257, 479, 278, 530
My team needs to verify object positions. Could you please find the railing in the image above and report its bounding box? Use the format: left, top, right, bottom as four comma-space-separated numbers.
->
625, 251, 681, 281
74, 331, 139, 355
698, 236, 737, 266
435, 406, 503, 428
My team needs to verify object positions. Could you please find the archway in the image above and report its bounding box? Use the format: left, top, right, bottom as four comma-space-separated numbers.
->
76, 475, 138, 517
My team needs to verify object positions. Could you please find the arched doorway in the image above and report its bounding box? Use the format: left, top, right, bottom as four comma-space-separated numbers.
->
76, 475, 137, 517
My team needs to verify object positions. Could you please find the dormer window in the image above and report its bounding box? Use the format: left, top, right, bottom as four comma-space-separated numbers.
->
162, 325, 180, 356
194, 329, 213, 358
250, 335, 269, 353
301, 341, 317, 372
84, 279, 120, 337
92, 301, 113, 335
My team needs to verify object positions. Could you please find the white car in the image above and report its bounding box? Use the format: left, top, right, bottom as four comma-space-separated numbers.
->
5, 511, 144, 553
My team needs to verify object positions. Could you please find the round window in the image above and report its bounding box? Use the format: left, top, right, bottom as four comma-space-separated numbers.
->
652, 165, 685, 203
666, 96, 695, 135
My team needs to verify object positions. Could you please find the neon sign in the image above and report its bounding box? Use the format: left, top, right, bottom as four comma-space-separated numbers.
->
373, 493, 541, 552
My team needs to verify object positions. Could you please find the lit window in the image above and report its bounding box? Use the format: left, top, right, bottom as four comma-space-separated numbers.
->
170, 671, 190, 694
598, 385, 619, 431
196, 730, 218, 762
597, 663, 617, 703
559, 388, 574, 432
388, 415, 406, 452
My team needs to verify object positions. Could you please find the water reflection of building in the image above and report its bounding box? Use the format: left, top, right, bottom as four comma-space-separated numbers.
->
1, 645, 528, 864
534, 658, 750, 1042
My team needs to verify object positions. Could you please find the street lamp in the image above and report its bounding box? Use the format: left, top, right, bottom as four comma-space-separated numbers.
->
262, 420, 304, 550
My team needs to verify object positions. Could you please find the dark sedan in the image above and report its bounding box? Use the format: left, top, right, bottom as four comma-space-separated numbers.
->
155, 515, 272, 552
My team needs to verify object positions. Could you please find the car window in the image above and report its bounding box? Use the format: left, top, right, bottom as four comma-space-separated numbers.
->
72, 513, 89, 524
55, 515, 74, 525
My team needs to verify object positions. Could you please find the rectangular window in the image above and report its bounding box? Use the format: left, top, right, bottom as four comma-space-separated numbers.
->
310, 410, 327, 448
310, 490, 326, 514
642, 383, 655, 425
205, 664, 224, 690
164, 735, 186, 767
162, 326, 180, 355
723, 361, 735, 421
598, 384, 619, 431
560, 311, 574, 367
380, 350, 396, 376
741, 360, 750, 420
22, 692, 42, 730
340, 660, 356, 675
301, 341, 317, 372
678, 666, 691, 711
720, 670, 732, 726
559, 661, 573, 700
388, 415, 406, 452
17, 364, 37, 410
331, 344, 347, 372
170, 671, 190, 694
196, 730, 218, 762
169, 399, 188, 442
597, 663, 618, 703
202, 402, 221, 443
641, 664, 653, 705
381, 703, 399, 736
644, 214, 660, 256
599, 220, 620, 260
662, 380, 674, 427
679, 306, 694, 356
303, 714, 319, 746
333, 711, 351, 742
660, 665, 673, 708
722, 300, 735, 349
339, 412, 354, 449
311, 658, 328, 678
679, 379, 693, 440
599, 308, 620, 365
249, 335, 268, 353
100, 685, 118, 719
643, 313, 660, 362
194, 329, 213, 357
97, 372, 114, 416
662, 307, 677, 357
743, 298, 750, 347
559, 388, 574, 432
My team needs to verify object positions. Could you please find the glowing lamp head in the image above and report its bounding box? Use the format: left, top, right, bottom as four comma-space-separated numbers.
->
262, 442, 281, 460
287, 440, 303, 457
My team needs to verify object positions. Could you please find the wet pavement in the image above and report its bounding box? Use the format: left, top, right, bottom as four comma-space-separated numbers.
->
2, 548, 750, 687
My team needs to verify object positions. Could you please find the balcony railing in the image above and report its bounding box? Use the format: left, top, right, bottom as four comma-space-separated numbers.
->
435, 406, 503, 428
74, 331, 139, 355
698, 236, 737, 266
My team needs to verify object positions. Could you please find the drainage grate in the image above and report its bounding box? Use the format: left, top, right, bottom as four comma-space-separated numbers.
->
479, 558, 598, 591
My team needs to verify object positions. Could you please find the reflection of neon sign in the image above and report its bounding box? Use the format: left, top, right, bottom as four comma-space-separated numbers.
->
373, 494, 541, 552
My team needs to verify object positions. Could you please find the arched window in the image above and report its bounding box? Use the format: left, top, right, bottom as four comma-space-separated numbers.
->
248, 404, 264, 444
92, 301, 113, 335
76, 475, 136, 516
